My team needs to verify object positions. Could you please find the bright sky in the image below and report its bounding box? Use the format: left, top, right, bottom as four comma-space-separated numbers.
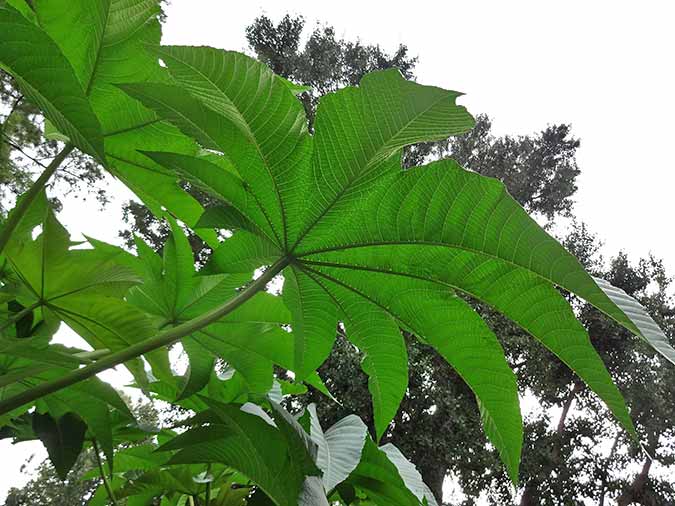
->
3, 0, 675, 501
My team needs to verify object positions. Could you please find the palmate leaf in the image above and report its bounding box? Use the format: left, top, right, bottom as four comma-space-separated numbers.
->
0, 204, 171, 386
115, 45, 668, 481
126, 222, 293, 398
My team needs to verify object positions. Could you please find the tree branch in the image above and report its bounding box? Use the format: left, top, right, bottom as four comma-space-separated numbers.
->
1, 133, 48, 168
0, 257, 290, 415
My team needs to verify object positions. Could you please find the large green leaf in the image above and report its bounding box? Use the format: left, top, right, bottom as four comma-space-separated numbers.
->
108, 40, 668, 478
0, 5, 104, 159
126, 55, 655, 479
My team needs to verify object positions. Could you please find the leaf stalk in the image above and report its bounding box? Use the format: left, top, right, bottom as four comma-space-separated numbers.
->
92, 438, 117, 506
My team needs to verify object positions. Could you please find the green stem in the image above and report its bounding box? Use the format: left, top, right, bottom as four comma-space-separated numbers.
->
0, 258, 289, 415
92, 439, 117, 506
205, 463, 212, 506
0, 300, 42, 333
0, 143, 74, 254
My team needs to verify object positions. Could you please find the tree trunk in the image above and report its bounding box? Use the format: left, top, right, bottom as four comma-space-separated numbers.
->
616, 457, 652, 506
551, 383, 582, 462
520, 383, 581, 506
417, 461, 446, 505
519, 482, 540, 506
598, 432, 621, 506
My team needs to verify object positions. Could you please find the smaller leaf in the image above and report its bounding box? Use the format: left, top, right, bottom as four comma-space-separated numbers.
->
305, 404, 368, 492
276, 76, 311, 95
195, 205, 254, 232
346, 438, 420, 506
32, 412, 87, 480
177, 338, 215, 400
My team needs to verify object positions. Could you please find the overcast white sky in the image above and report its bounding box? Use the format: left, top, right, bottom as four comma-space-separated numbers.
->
3, 0, 675, 501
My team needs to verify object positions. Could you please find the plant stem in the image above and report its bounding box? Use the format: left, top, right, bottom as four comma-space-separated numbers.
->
205, 464, 212, 506
0, 143, 74, 254
0, 258, 289, 415
93, 439, 117, 506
